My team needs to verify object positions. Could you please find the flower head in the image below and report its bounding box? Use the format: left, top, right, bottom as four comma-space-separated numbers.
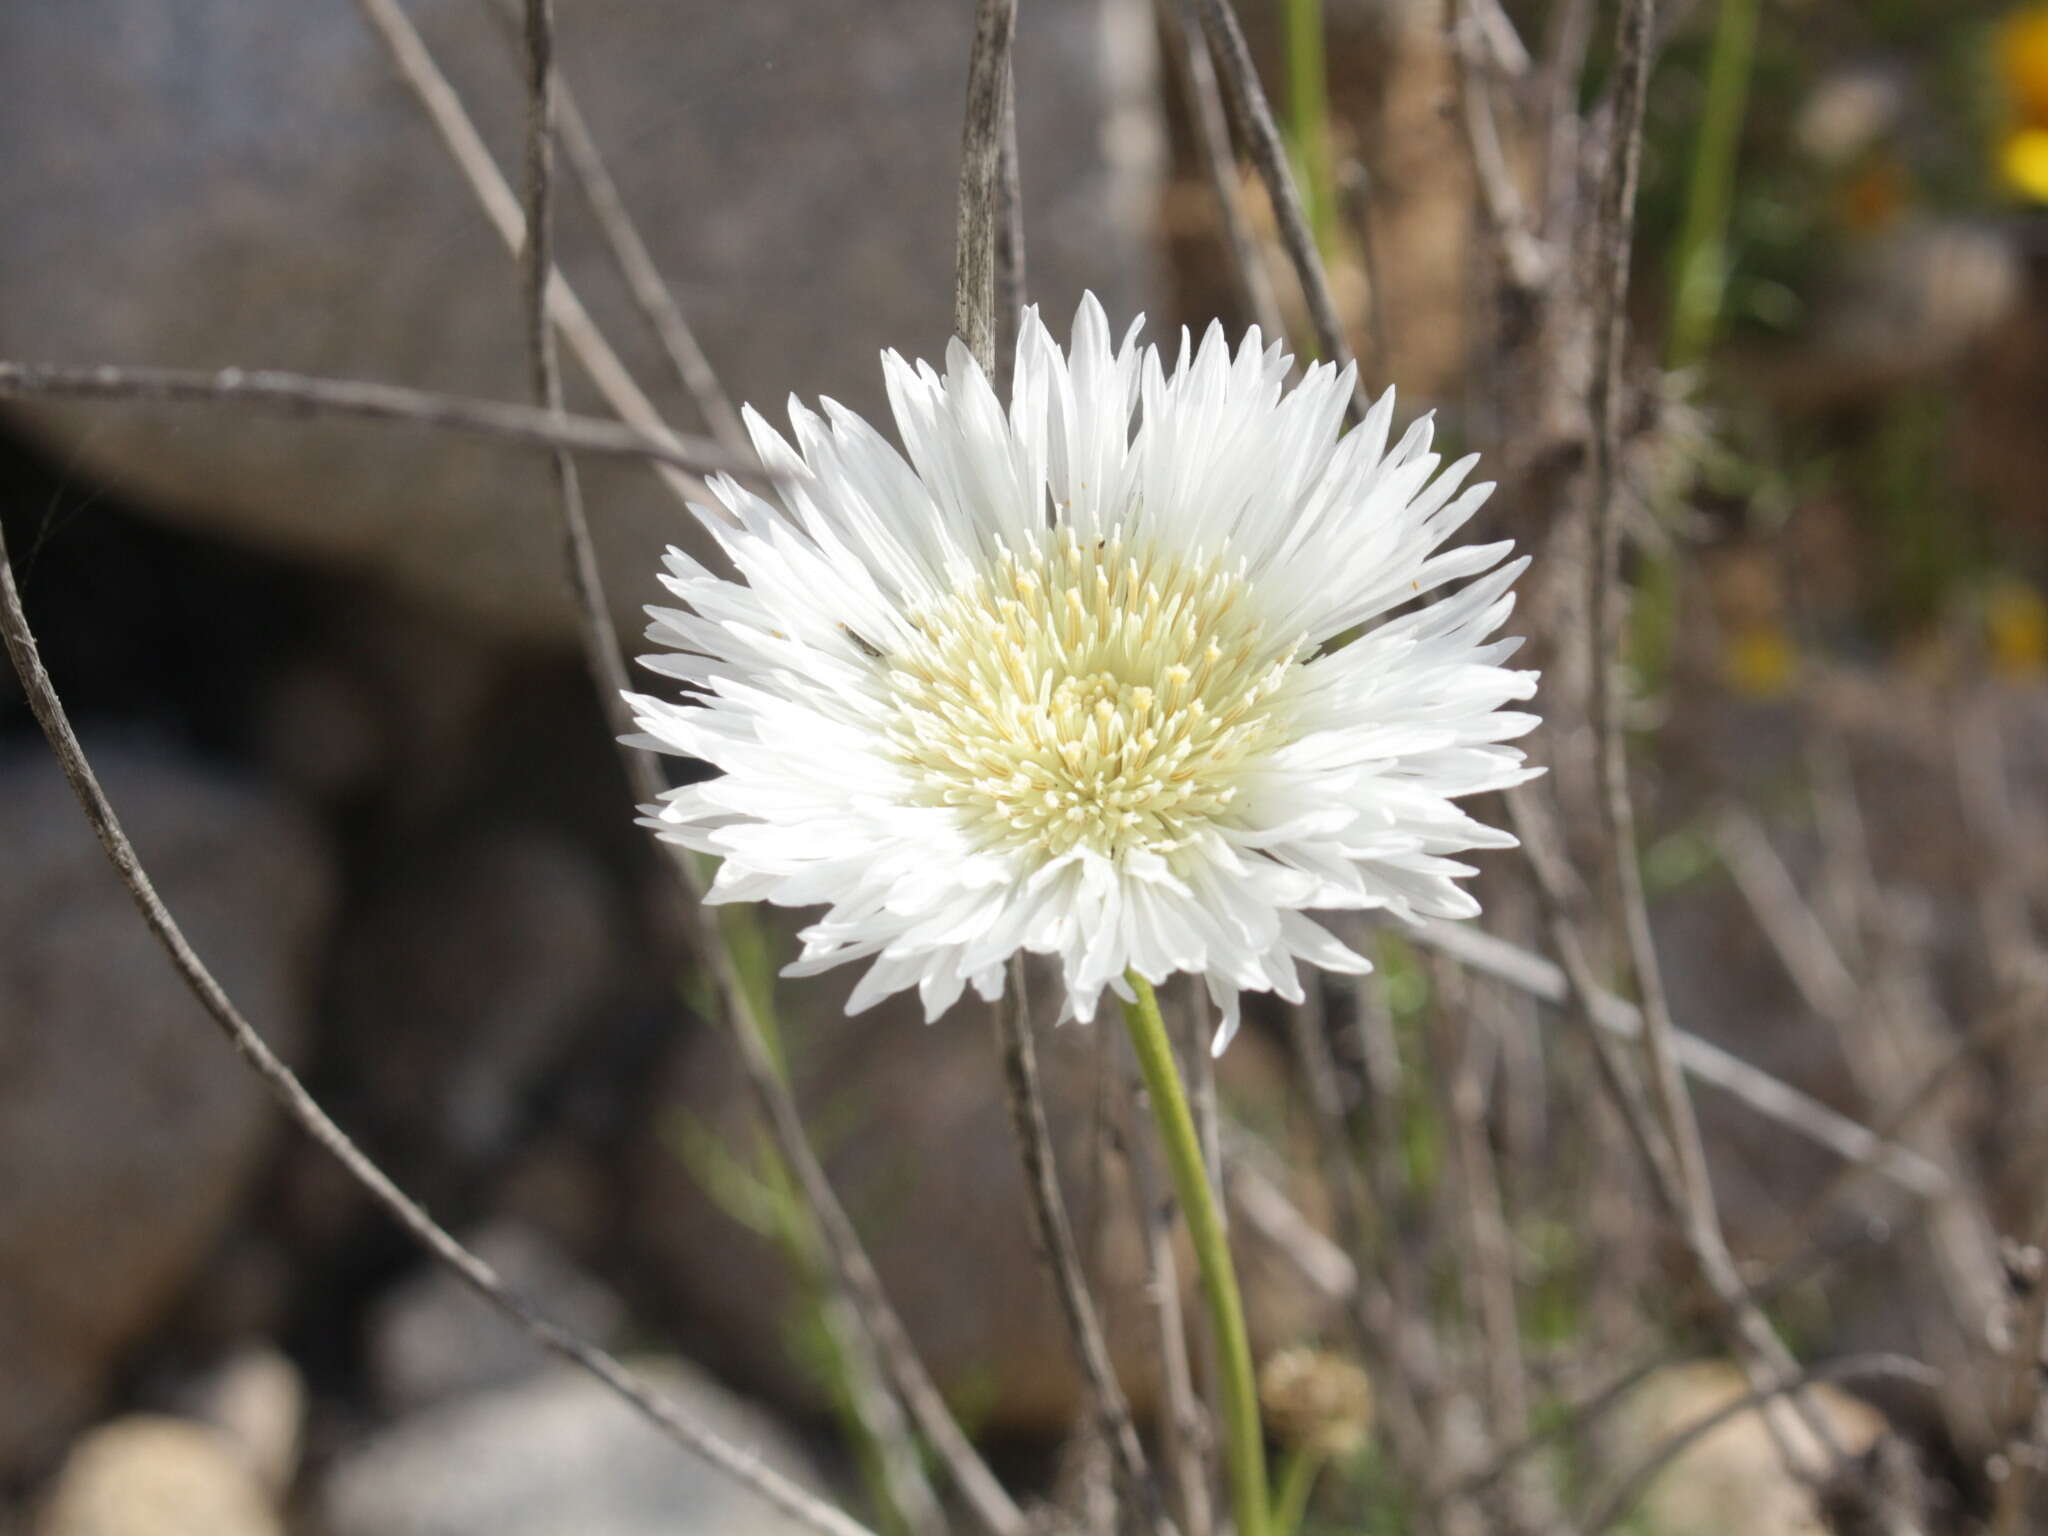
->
626, 297, 1539, 1049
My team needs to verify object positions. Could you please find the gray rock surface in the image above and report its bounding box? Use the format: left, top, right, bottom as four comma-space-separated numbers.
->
320, 1359, 832, 1536
0, 745, 331, 1471
0, 0, 1162, 639
369, 1222, 627, 1412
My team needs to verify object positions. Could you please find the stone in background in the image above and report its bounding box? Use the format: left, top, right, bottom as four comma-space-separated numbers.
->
0, 0, 1163, 640
320, 1359, 833, 1536
32, 1417, 282, 1536
0, 744, 332, 1471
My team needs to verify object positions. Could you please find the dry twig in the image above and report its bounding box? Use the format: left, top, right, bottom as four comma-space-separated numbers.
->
0, 362, 747, 480
1427, 962, 1532, 1458
1181, 0, 1367, 407
350, 0, 1028, 1524
1403, 917, 1950, 1197
475, 0, 749, 457
552, 75, 749, 457
515, 12, 944, 1528
0, 498, 873, 1536
1280, 980, 1444, 1508
1450, 0, 1550, 292
351, 0, 706, 508
1505, 788, 1837, 1482
954, 0, 1020, 375
1158, 0, 1283, 340
1120, 1056, 1217, 1536
994, 971, 1174, 1534
995, 70, 1026, 388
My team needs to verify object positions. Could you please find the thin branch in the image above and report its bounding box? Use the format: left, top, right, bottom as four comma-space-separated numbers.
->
706, 926, 1030, 1536
1450, 0, 1550, 293
1427, 960, 1531, 1452
0, 498, 872, 1536
1503, 789, 1841, 1481
477, 0, 748, 459
1715, 805, 1860, 1022
1770, 993, 2037, 1264
1223, 1148, 1357, 1307
1719, 773, 2015, 1458
1159, 0, 1283, 340
1583, 1354, 1940, 1534
519, 14, 945, 1532
0, 362, 750, 480
1182, 0, 1367, 408
954, 0, 1020, 374
810, 1288, 950, 1536
1465, 0, 1531, 74
552, 67, 750, 458
1478, 997, 2039, 1515
520, 0, 608, 705
1992, 1210, 2048, 1535
1443, 1214, 1904, 1507
1279, 981, 1443, 1504
994, 969, 1175, 1534
1121, 1056, 1217, 1536
350, 0, 708, 507
1535, 0, 1593, 240
1583, 0, 1713, 1235
353, 0, 1024, 1523
1569, 28, 1820, 1463
1402, 917, 1951, 1198
994, 67, 1027, 391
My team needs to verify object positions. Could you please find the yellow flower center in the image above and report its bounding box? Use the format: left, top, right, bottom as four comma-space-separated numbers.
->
881, 528, 1303, 862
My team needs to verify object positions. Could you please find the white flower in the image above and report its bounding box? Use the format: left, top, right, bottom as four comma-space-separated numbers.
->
626, 296, 1540, 1050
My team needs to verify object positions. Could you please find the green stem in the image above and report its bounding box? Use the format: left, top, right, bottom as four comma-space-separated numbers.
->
1271, 1445, 1324, 1536
1667, 0, 1761, 368
1121, 973, 1269, 1536
1284, 0, 1335, 260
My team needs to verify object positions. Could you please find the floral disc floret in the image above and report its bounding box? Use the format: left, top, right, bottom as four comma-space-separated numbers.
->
883, 527, 1301, 863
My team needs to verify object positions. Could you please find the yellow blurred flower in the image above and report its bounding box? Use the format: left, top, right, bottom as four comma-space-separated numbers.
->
1986, 579, 2048, 677
2000, 6, 2048, 199
2002, 6, 2048, 125
1723, 623, 1799, 699
2002, 126, 2048, 201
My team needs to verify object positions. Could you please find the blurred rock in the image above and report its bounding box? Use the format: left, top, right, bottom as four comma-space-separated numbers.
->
326, 828, 620, 1172
1651, 670, 2047, 1459
1747, 220, 2024, 408
0, 0, 1161, 641
248, 655, 390, 805
369, 1222, 626, 1412
320, 1358, 829, 1536
33, 1417, 281, 1536
631, 973, 1341, 1433
1796, 66, 1909, 166
170, 1346, 304, 1494
0, 744, 331, 1471
1603, 1361, 1888, 1536
169, 1237, 300, 1360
